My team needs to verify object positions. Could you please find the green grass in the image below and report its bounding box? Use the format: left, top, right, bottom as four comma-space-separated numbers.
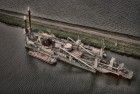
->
0, 12, 140, 58
0, 13, 24, 27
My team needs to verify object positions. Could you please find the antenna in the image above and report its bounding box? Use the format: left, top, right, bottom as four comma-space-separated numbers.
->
24, 16, 28, 33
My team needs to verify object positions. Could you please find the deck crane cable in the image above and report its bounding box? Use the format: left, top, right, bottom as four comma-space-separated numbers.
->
59, 47, 96, 72
67, 37, 94, 56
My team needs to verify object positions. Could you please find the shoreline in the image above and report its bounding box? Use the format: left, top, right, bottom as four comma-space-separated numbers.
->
0, 9, 140, 58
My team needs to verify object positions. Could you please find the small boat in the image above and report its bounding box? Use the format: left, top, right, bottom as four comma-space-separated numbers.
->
28, 50, 57, 64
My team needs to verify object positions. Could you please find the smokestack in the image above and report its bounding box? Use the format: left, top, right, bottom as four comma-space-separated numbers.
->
28, 7, 32, 32
24, 16, 28, 33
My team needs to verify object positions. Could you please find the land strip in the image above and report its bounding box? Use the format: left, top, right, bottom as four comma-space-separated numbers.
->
0, 9, 140, 58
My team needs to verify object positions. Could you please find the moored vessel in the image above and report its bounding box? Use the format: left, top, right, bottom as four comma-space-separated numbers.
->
24, 7, 133, 79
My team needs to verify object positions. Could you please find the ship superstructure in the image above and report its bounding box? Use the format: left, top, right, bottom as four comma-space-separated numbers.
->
24, 7, 133, 79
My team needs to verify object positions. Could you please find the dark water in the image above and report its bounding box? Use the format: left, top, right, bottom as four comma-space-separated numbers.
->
0, 23, 140, 94
0, 0, 140, 37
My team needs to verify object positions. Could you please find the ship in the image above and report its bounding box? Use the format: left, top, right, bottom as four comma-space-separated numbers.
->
24, 7, 133, 79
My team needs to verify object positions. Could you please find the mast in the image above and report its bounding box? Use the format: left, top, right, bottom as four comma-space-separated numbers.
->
28, 7, 32, 32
